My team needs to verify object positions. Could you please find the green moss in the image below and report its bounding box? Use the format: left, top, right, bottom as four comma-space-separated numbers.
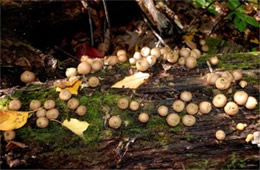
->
243, 74, 259, 86
223, 153, 247, 170
0, 98, 9, 110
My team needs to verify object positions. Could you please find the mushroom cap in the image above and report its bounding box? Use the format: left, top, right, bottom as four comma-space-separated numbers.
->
232, 69, 243, 81
213, 94, 227, 108
88, 76, 100, 87
46, 108, 59, 120
201, 45, 209, 52
91, 60, 103, 72
30, 100, 41, 110
157, 105, 168, 117
239, 80, 247, 88
215, 77, 231, 90
191, 49, 201, 58
129, 101, 139, 111
76, 105, 87, 116
4, 130, 16, 141
20, 71, 36, 83
136, 58, 150, 72
8, 99, 22, 111
36, 117, 49, 128
209, 56, 219, 65
138, 112, 149, 123
185, 56, 197, 69
129, 58, 137, 65
166, 113, 180, 127
221, 71, 234, 83
236, 123, 247, 131
245, 96, 258, 110
118, 54, 128, 63
199, 39, 206, 46
77, 62, 91, 75
146, 55, 157, 66
151, 47, 161, 58
182, 115, 196, 126
179, 48, 191, 58
166, 50, 179, 63
36, 109, 46, 117
106, 56, 118, 66
160, 47, 170, 55
233, 90, 248, 105
224, 102, 239, 115
65, 67, 77, 78
180, 91, 192, 102
117, 97, 129, 110
133, 52, 142, 60
141, 46, 151, 57
186, 103, 199, 115
215, 130, 226, 140
199, 101, 212, 114
172, 100, 185, 112
178, 57, 185, 65
44, 100, 56, 109
207, 73, 220, 85
59, 89, 72, 101
117, 49, 127, 57
108, 115, 122, 129
67, 98, 80, 110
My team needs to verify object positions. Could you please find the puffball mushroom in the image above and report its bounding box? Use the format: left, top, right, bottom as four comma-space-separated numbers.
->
133, 52, 142, 60
186, 103, 199, 115
157, 105, 168, 117
213, 94, 227, 108
129, 58, 137, 65
207, 73, 220, 85
118, 54, 128, 63
239, 80, 247, 88
185, 56, 197, 69
117, 49, 127, 57
178, 57, 185, 65
117, 97, 129, 110
215, 130, 226, 141
182, 115, 196, 126
233, 90, 248, 105
36, 109, 46, 117
65, 68, 77, 78
20, 71, 36, 83
245, 96, 258, 110
201, 45, 209, 52
77, 62, 91, 75
224, 102, 239, 115
76, 105, 87, 116
44, 100, 55, 110
191, 49, 201, 58
166, 50, 179, 63
67, 98, 80, 110
151, 47, 161, 58
180, 91, 192, 102
146, 55, 157, 66
8, 99, 22, 111
136, 59, 150, 72
36, 117, 49, 128
199, 101, 212, 114
199, 39, 206, 46
106, 56, 118, 66
88, 76, 100, 87
189, 50, 198, 59
29, 100, 41, 110
236, 123, 247, 131
221, 71, 234, 83
141, 46, 150, 57
108, 115, 122, 129
91, 60, 103, 72
4, 130, 16, 141
129, 101, 140, 111
209, 56, 219, 65
138, 112, 149, 123
179, 48, 190, 58
166, 113, 180, 127
215, 77, 231, 90
172, 100, 185, 112
46, 108, 59, 120
59, 89, 72, 101
160, 47, 170, 56
232, 69, 243, 81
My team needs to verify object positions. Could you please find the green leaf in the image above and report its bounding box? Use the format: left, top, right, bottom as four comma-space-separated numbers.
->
227, 0, 240, 10
244, 15, 260, 27
209, 6, 217, 15
234, 15, 247, 32
194, 0, 207, 7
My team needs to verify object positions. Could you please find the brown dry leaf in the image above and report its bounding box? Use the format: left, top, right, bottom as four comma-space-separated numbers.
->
111, 72, 150, 89
0, 110, 29, 131
6, 141, 27, 151
56, 80, 82, 95
53, 76, 79, 88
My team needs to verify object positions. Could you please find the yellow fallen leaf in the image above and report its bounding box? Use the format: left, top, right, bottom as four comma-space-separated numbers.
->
250, 38, 259, 44
0, 110, 29, 131
56, 80, 82, 95
62, 118, 89, 138
183, 34, 194, 41
111, 72, 150, 89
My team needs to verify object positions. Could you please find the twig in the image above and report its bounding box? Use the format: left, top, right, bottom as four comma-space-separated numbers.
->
81, 0, 94, 46
102, 0, 110, 28
54, 46, 79, 61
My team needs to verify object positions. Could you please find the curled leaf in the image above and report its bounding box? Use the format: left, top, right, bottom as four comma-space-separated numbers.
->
62, 118, 89, 137
0, 110, 29, 131
56, 80, 82, 95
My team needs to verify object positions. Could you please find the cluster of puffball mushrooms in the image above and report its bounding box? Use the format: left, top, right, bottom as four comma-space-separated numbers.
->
4, 40, 258, 144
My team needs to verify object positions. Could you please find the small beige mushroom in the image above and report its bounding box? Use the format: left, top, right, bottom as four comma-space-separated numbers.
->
182, 115, 196, 126
166, 113, 180, 127
180, 91, 192, 102
232, 69, 243, 81
233, 90, 248, 105
172, 100, 185, 112
239, 80, 247, 88
76, 105, 87, 116
30, 100, 41, 110
199, 101, 212, 114
36, 117, 49, 128
236, 123, 247, 131
215, 77, 231, 90
215, 130, 226, 140
186, 103, 198, 115
213, 94, 227, 108
224, 102, 239, 115
4, 130, 16, 141
46, 108, 59, 120
59, 89, 72, 101
141, 46, 151, 57
245, 96, 258, 110
157, 105, 168, 117
108, 115, 122, 129
44, 100, 55, 110
20, 71, 36, 83
88, 76, 100, 87
129, 101, 139, 111
151, 47, 161, 58
8, 99, 22, 111
117, 97, 129, 110
138, 112, 149, 123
